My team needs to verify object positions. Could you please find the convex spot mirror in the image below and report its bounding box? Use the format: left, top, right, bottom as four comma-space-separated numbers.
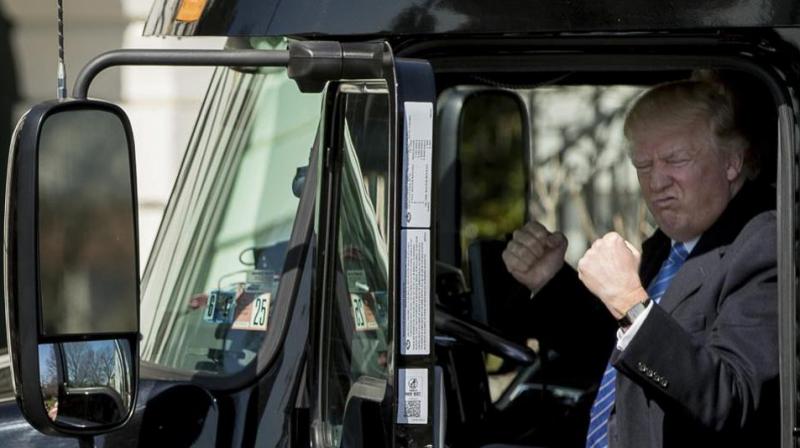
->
4, 100, 140, 437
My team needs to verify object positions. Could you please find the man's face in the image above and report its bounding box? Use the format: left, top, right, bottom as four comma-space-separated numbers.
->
630, 115, 743, 242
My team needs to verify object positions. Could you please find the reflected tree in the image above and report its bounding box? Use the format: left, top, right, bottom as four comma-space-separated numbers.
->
528, 85, 653, 263
45, 343, 118, 388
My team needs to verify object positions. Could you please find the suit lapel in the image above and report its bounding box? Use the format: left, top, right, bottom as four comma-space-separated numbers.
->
656, 249, 719, 314
639, 181, 772, 314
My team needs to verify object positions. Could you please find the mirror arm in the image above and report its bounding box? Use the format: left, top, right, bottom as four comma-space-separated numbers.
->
72, 49, 291, 99
73, 42, 387, 99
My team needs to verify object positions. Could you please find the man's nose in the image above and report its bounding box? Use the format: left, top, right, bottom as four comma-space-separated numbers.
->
649, 166, 672, 191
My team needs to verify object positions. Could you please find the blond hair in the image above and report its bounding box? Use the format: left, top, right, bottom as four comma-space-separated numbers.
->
624, 72, 758, 178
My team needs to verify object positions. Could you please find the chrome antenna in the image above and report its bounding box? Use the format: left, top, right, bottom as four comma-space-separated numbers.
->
56, 0, 67, 99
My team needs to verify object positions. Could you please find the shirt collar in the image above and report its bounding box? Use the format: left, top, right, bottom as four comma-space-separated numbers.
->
672, 235, 700, 254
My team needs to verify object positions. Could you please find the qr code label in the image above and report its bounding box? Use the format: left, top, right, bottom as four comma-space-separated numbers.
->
397, 368, 427, 424
404, 400, 421, 418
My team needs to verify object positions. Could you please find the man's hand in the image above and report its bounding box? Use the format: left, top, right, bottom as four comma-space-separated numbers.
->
502, 221, 568, 291
577, 232, 648, 319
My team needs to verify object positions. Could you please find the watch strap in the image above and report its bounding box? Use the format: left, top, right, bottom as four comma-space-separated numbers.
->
618, 297, 652, 328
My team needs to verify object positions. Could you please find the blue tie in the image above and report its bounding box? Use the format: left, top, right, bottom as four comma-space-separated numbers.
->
585, 242, 689, 448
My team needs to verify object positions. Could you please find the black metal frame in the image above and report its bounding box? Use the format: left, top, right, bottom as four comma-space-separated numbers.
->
391, 57, 438, 447
306, 42, 440, 446
412, 42, 798, 447
72, 50, 290, 99
141, 0, 800, 38
71, 42, 385, 99
3, 99, 141, 437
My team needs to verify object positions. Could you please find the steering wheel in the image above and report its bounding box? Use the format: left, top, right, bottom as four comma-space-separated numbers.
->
435, 304, 537, 365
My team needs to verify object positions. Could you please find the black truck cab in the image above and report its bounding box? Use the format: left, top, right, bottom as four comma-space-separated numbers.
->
0, 1, 798, 447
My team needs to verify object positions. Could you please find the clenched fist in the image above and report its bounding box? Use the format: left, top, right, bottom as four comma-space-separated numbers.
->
502, 221, 568, 291
577, 232, 648, 319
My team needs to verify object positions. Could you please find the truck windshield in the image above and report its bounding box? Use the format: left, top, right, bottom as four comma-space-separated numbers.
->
139, 56, 321, 376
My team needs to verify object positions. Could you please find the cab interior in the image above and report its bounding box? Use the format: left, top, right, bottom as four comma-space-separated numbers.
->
419, 57, 780, 447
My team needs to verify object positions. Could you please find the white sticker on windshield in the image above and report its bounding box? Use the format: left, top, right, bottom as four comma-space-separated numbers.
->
402, 101, 433, 228
400, 229, 430, 355
397, 368, 428, 424
351, 293, 379, 332
232, 291, 270, 331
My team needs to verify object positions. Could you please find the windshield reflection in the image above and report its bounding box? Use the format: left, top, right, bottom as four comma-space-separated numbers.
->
39, 340, 132, 427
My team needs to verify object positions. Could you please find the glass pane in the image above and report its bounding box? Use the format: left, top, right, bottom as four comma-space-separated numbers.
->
38, 109, 138, 336
528, 85, 649, 264
460, 92, 526, 270
322, 88, 391, 447
140, 61, 321, 376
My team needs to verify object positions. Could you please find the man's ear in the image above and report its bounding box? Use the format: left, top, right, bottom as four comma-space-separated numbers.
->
726, 148, 745, 181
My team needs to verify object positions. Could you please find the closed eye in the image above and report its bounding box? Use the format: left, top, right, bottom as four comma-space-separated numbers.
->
667, 158, 691, 166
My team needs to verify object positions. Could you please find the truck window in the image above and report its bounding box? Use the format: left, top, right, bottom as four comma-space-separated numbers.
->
139, 60, 321, 376
320, 86, 390, 447
444, 70, 779, 446
528, 84, 648, 263
452, 85, 653, 403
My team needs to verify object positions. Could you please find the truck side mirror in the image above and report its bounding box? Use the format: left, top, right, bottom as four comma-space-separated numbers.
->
4, 99, 140, 437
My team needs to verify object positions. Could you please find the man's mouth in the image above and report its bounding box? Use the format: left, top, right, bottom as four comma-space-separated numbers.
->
652, 197, 676, 208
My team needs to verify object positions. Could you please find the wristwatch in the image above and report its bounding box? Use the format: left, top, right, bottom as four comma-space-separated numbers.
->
618, 297, 652, 329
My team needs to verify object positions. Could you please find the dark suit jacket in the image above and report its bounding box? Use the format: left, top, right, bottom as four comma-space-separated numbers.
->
521, 181, 778, 447
608, 182, 778, 447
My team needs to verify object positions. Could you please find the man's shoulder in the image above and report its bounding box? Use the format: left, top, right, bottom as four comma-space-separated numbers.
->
735, 210, 776, 242
725, 210, 777, 262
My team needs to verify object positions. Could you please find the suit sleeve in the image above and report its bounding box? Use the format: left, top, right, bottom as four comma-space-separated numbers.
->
505, 264, 617, 384
612, 212, 778, 432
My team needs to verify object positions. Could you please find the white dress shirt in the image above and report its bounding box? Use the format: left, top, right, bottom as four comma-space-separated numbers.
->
616, 236, 699, 350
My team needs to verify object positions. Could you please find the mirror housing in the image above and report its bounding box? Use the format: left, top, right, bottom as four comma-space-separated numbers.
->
4, 99, 140, 437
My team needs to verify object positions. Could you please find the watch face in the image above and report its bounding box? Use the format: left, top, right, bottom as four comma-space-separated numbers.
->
619, 298, 651, 328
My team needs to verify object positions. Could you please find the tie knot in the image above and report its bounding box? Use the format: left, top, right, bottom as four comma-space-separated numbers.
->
669, 242, 689, 264
646, 242, 690, 302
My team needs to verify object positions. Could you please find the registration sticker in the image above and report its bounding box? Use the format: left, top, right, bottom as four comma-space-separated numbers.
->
232, 292, 270, 331
351, 293, 379, 332
203, 289, 236, 324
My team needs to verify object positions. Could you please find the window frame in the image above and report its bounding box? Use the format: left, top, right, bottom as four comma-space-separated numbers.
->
414, 44, 798, 446
315, 82, 394, 447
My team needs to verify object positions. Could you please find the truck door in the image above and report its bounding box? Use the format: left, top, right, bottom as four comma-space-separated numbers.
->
0, 40, 436, 448
309, 46, 437, 447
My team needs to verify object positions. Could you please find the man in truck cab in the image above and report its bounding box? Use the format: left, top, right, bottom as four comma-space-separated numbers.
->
502, 72, 778, 447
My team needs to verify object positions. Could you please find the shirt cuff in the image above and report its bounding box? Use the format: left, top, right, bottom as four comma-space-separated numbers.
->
616, 302, 654, 351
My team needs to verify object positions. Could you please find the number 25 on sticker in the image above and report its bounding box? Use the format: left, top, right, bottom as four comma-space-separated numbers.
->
232, 292, 270, 331
251, 294, 268, 328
